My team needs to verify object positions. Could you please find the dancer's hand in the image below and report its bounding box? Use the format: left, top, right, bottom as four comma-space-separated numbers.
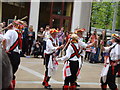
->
57, 45, 64, 50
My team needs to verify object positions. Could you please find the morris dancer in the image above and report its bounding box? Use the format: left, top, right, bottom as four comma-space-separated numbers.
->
100, 34, 120, 90
56, 34, 80, 90
42, 29, 64, 89
56, 32, 96, 90
74, 28, 97, 86
2, 20, 25, 89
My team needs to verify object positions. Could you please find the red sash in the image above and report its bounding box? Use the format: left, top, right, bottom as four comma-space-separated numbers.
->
49, 38, 58, 47
9, 38, 19, 52
8, 30, 22, 52
70, 43, 80, 59
15, 30, 22, 49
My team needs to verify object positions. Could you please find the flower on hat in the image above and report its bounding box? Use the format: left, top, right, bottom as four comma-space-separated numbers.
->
74, 28, 85, 34
13, 21, 20, 25
50, 28, 59, 34
13, 20, 25, 29
112, 34, 120, 40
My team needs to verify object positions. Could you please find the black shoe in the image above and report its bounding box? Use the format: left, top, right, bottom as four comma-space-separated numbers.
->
75, 82, 80, 87
44, 85, 52, 90
42, 82, 51, 86
42, 82, 45, 86
34, 55, 38, 58
42, 82, 51, 89
89, 61, 95, 64
116, 75, 120, 77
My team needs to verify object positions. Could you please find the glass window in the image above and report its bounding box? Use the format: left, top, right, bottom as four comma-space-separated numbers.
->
63, 2, 72, 16
52, 18, 60, 29
63, 19, 70, 31
52, 2, 62, 15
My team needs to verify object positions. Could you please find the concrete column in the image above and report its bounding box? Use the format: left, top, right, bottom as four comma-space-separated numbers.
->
0, 1, 2, 22
80, 2, 92, 32
29, 0, 40, 40
71, 1, 82, 32
71, 1, 92, 33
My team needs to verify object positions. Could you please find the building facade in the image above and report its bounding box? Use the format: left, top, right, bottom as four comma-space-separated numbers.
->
0, 1, 92, 39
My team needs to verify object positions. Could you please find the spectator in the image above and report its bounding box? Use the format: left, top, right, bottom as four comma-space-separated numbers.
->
37, 27, 44, 57
85, 32, 91, 43
57, 27, 65, 56
85, 44, 92, 61
37, 27, 44, 44
97, 30, 107, 63
63, 31, 71, 55
31, 40, 41, 58
21, 21, 28, 57
88, 30, 99, 63
42, 25, 50, 55
64, 31, 70, 44
27, 25, 35, 55
88, 30, 98, 45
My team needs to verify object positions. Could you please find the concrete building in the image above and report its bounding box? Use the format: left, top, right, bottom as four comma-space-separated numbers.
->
0, 1, 2, 22
0, 1, 92, 39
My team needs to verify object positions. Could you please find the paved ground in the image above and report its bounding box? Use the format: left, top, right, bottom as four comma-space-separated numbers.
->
15, 56, 120, 89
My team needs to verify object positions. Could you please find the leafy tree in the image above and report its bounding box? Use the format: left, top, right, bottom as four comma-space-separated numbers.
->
91, 2, 115, 29
116, 2, 120, 29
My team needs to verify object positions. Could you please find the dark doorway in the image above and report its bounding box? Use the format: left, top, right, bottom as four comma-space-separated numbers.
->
50, 2, 73, 31
2, 2, 30, 25
38, 2, 51, 29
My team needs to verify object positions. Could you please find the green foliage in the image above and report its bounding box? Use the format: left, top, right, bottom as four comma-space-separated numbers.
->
91, 2, 115, 29
116, 2, 120, 29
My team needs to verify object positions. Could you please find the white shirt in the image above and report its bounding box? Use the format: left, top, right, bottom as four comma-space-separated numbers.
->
44, 36, 59, 54
104, 42, 120, 61
0, 23, 4, 30
0, 33, 3, 42
78, 38, 87, 56
61, 43, 80, 61
3, 28, 20, 53
78, 39, 87, 49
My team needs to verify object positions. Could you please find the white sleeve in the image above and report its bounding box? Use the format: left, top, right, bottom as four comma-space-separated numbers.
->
61, 44, 72, 61
116, 45, 120, 60
47, 39, 58, 52
104, 44, 115, 52
3, 30, 12, 40
0, 34, 3, 41
104, 47, 111, 52
78, 40, 87, 48
111, 45, 120, 60
57, 38, 59, 46
43, 31, 45, 34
